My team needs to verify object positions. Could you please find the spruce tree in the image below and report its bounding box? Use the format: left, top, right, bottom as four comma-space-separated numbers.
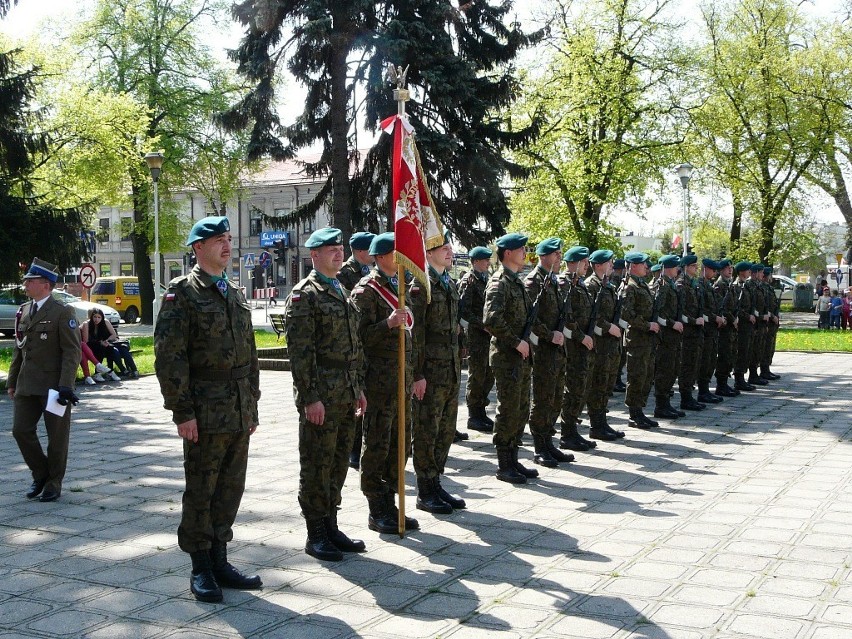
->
222, 0, 540, 245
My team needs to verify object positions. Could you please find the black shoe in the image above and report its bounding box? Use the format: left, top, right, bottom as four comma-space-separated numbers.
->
545, 436, 576, 462
613, 379, 627, 393
39, 487, 61, 502
734, 374, 756, 391
454, 429, 469, 442
416, 477, 453, 514
680, 396, 706, 411
604, 423, 626, 439
386, 496, 420, 531
628, 407, 655, 429
715, 383, 737, 397
368, 510, 399, 534
189, 551, 223, 603
26, 478, 47, 499
653, 405, 681, 419
433, 477, 466, 509
698, 391, 723, 404
210, 543, 263, 588
496, 447, 527, 484
511, 446, 539, 478
348, 451, 360, 470
323, 514, 366, 553
763, 369, 781, 380
589, 427, 617, 441
483, 413, 495, 428
532, 435, 559, 467
559, 421, 592, 450
467, 408, 493, 432
748, 372, 769, 386
305, 519, 343, 561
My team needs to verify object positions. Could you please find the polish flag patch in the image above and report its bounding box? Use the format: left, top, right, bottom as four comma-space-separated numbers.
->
291, 293, 302, 302
165, 292, 176, 301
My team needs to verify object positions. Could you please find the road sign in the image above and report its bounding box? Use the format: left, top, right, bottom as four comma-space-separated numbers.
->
259, 251, 271, 269
260, 231, 290, 247
244, 253, 255, 270
79, 263, 97, 290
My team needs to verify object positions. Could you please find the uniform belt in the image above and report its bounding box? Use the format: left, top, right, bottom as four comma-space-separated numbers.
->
426, 332, 456, 345
190, 364, 252, 381
316, 356, 357, 370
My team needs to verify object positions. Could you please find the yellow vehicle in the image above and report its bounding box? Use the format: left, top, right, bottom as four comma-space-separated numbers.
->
91, 276, 142, 323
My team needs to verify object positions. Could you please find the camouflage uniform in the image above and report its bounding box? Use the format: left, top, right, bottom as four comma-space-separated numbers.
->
350, 268, 416, 502
458, 269, 494, 418
620, 275, 657, 408
525, 265, 565, 437
652, 275, 682, 401
698, 276, 722, 393
337, 256, 371, 291
284, 270, 365, 523
155, 265, 260, 554
483, 266, 543, 449
676, 273, 705, 399
584, 273, 621, 412
749, 277, 768, 378
762, 281, 780, 372
560, 274, 595, 426
714, 275, 738, 389
611, 271, 628, 386
412, 267, 461, 480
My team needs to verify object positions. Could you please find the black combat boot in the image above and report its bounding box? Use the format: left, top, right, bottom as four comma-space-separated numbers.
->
561, 419, 595, 448
597, 408, 626, 439
545, 434, 576, 462
679, 390, 706, 411
324, 510, 366, 553
613, 373, 626, 393
416, 476, 453, 514
748, 368, 769, 386
210, 542, 262, 590
586, 409, 614, 442
760, 367, 781, 380
698, 383, 723, 404
305, 518, 343, 561
454, 429, 469, 442
433, 476, 466, 509
653, 395, 681, 419
628, 406, 657, 429
734, 372, 756, 391
495, 447, 526, 484
367, 497, 399, 534
532, 434, 559, 467
189, 551, 223, 603
386, 492, 420, 530
575, 414, 599, 447
715, 377, 738, 397
511, 446, 539, 478
467, 407, 492, 432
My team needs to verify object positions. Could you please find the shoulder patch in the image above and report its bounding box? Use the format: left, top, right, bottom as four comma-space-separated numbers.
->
68, 318, 77, 329
291, 292, 302, 302
165, 292, 176, 301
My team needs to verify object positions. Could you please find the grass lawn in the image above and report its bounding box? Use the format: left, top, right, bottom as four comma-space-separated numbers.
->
0, 330, 284, 386
775, 328, 852, 352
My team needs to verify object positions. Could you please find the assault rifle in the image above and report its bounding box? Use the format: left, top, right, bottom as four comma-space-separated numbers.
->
512, 264, 554, 381
586, 274, 607, 337
554, 273, 574, 340
612, 284, 627, 331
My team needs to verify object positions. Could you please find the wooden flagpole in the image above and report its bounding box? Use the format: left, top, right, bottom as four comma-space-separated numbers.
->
393, 72, 410, 539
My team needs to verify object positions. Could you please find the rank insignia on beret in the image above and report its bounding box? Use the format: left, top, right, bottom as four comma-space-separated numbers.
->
68, 319, 77, 329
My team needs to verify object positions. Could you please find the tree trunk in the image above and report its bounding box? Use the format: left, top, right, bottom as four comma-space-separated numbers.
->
131, 181, 155, 325
328, 20, 354, 247
729, 188, 743, 248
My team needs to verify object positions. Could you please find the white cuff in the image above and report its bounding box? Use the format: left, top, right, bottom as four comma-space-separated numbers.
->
658, 318, 667, 327
562, 328, 572, 339
618, 319, 628, 330
594, 326, 603, 336
529, 334, 539, 346
459, 318, 469, 329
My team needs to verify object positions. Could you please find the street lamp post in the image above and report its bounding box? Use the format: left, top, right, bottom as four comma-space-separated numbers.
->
144, 151, 165, 326
675, 162, 693, 256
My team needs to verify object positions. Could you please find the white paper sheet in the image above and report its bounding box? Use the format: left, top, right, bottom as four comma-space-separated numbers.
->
46, 389, 68, 417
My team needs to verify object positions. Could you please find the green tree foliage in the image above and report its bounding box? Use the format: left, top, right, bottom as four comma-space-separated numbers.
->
0, 3, 90, 283
509, 0, 686, 251
74, 0, 251, 323
689, 0, 833, 264
221, 0, 540, 246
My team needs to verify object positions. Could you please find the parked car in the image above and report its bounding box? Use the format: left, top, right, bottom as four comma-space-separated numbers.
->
771, 274, 797, 303
0, 286, 121, 336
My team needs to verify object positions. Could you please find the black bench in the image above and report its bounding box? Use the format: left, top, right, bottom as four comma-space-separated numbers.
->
269, 313, 286, 341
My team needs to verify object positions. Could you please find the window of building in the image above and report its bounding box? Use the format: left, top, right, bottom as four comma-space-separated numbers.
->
97, 218, 110, 243
120, 217, 133, 242
99, 263, 111, 277
302, 215, 314, 234
249, 206, 262, 236
120, 262, 133, 276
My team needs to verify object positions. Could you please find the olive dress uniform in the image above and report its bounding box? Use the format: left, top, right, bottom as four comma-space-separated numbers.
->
9, 276, 81, 502
620, 263, 659, 428
458, 267, 495, 430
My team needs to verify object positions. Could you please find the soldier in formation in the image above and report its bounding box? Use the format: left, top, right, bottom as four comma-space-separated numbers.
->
283, 227, 368, 562
650, 255, 683, 423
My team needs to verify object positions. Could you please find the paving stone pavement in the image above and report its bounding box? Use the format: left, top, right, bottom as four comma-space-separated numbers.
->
1, 352, 851, 639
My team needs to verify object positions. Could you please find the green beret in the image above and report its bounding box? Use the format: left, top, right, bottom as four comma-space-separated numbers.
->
589, 249, 614, 265
717, 258, 732, 268
763, 266, 772, 276
369, 232, 395, 256
613, 258, 626, 269
750, 262, 764, 272
469, 246, 492, 261
349, 232, 376, 251
680, 254, 698, 267
702, 258, 719, 270
650, 263, 662, 273
563, 245, 590, 263
186, 216, 230, 246
305, 227, 343, 248
535, 237, 563, 256
624, 251, 648, 264
659, 254, 681, 269
495, 233, 528, 250
734, 261, 752, 273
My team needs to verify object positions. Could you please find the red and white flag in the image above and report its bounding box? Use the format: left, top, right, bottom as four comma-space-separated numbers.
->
381, 114, 445, 301
671, 234, 682, 250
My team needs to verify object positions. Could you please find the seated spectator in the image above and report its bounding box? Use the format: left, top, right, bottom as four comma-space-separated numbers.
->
830, 289, 843, 329
78, 325, 112, 384
85, 307, 139, 379
842, 290, 851, 331
816, 288, 832, 329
